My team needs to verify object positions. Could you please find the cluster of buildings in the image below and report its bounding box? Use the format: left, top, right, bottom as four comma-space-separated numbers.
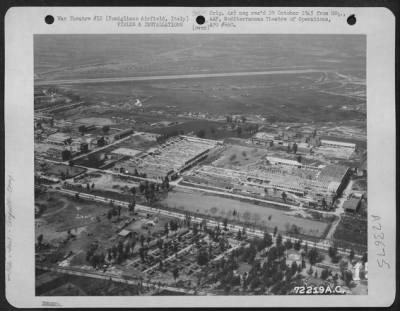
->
34, 112, 135, 161
185, 155, 350, 206
251, 129, 356, 161
115, 136, 222, 179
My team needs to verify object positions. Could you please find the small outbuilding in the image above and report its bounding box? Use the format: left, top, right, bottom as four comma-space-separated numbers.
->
343, 198, 360, 213
118, 229, 132, 238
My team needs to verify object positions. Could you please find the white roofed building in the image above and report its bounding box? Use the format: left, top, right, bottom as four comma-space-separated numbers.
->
320, 139, 356, 150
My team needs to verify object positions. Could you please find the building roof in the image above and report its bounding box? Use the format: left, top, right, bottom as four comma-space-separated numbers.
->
253, 132, 276, 140
321, 139, 356, 148
46, 132, 71, 142
343, 198, 360, 211
318, 165, 349, 181
118, 229, 132, 237
267, 156, 302, 167
111, 147, 142, 157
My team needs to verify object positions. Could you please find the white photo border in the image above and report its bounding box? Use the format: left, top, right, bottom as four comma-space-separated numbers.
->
4, 6, 396, 308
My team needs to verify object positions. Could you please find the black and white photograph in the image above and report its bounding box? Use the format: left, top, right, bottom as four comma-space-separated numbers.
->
4, 6, 396, 308
33, 34, 368, 296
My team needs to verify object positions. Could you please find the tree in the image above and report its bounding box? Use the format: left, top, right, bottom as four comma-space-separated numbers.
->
320, 268, 329, 280
164, 223, 169, 237
291, 261, 298, 275
308, 247, 319, 265
303, 242, 308, 254
349, 249, 355, 261
102, 125, 110, 135
197, 249, 209, 266
321, 198, 328, 210
328, 245, 338, 262
196, 129, 206, 138
343, 270, 353, 287
339, 259, 348, 276
281, 192, 287, 202
294, 239, 302, 251
276, 234, 282, 247
263, 232, 273, 248
78, 125, 87, 136
284, 239, 293, 250
223, 218, 228, 230
362, 252, 368, 265
293, 143, 298, 154
129, 201, 136, 214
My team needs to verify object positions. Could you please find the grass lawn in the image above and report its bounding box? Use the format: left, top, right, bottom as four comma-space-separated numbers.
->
333, 215, 367, 247
161, 189, 329, 238
42, 163, 86, 179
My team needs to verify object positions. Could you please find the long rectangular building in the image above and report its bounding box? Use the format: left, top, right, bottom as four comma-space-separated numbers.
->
117, 135, 221, 179
185, 159, 349, 204
320, 139, 356, 149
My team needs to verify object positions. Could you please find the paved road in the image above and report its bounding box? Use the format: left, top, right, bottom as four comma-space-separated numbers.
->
35, 69, 324, 86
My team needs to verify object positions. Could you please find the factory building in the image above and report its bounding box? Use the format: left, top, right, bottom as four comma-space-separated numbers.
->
118, 135, 221, 179
46, 132, 72, 146
185, 161, 350, 205
266, 156, 302, 168
320, 139, 356, 150
113, 128, 134, 141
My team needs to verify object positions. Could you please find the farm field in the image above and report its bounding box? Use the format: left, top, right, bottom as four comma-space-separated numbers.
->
35, 35, 365, 124
34, 35, 366, 80
333, 215, 367, 247
48, 72, 365, 123
161, 189, 330, 238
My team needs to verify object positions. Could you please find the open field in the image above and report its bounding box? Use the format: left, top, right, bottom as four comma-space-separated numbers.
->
161, 189, 330, 238
36, 270, 141, 296
212, 144, 269, 169
36, 192, 111, 236
35, 35, 365, 123
75, 117, 114, 126
45, 72, 365, 123
333, 215, 367, 247
35, 35, 365, 80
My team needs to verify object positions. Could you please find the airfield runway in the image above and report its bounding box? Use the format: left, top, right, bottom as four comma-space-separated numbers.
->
35, 69, 324, 86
